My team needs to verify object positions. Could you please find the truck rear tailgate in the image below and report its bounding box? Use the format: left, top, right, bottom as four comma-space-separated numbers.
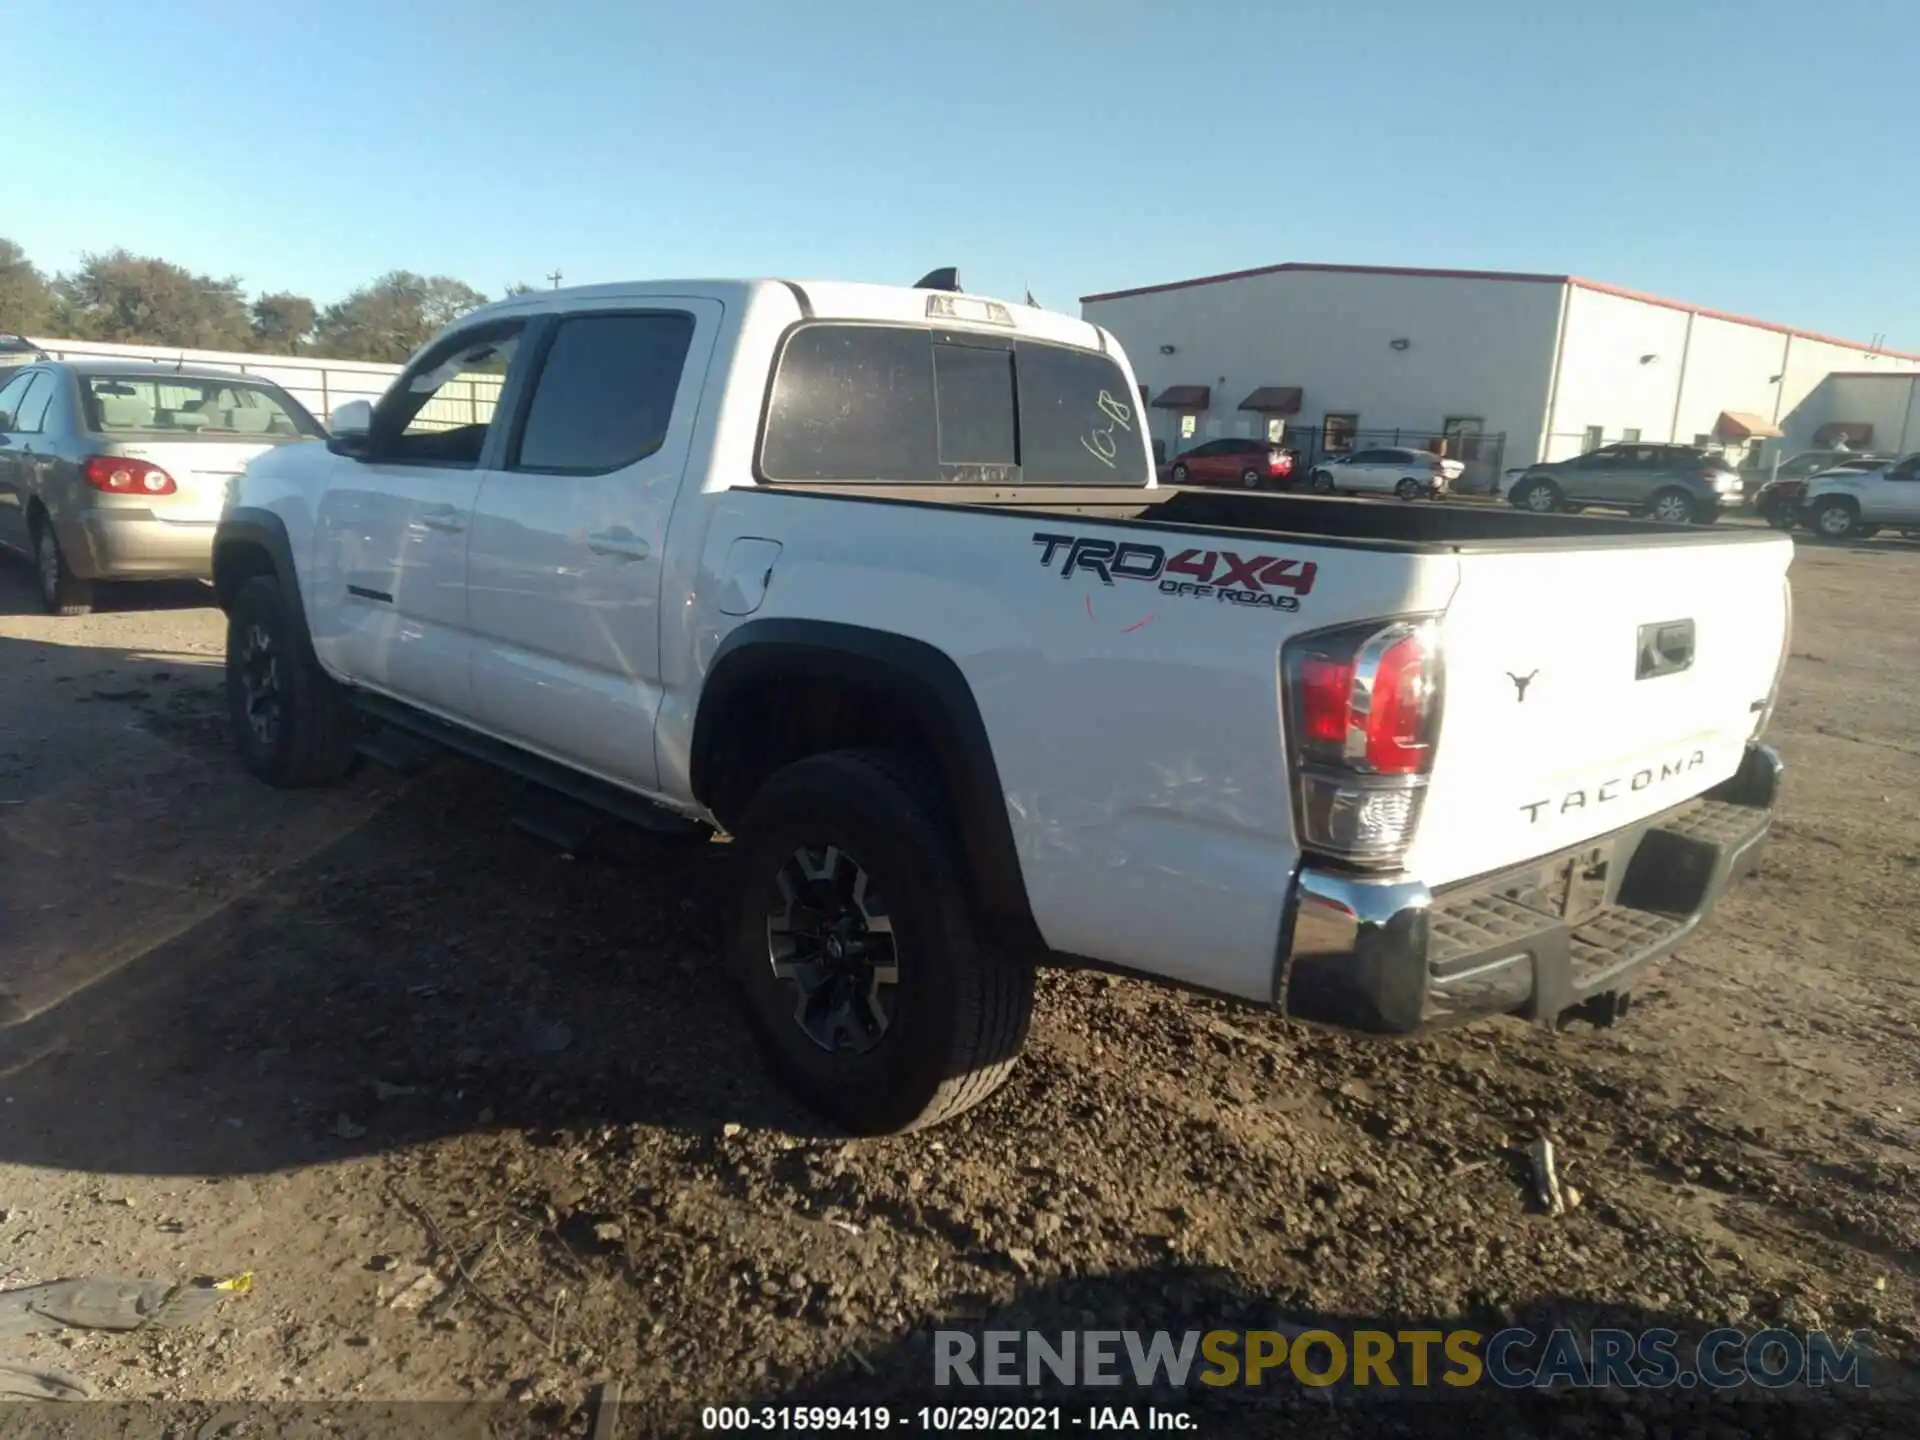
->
1408, 533, 1792, 887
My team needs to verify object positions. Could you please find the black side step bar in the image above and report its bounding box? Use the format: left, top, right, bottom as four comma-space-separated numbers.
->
351, 693, 709, 840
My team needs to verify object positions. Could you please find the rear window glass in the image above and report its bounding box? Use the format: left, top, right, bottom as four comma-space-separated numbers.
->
760, 324, 1150, 486
82, 375, 320, 441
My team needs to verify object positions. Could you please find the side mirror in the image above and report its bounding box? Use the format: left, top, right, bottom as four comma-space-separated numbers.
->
329, 398, 373, 434
0, 411, 12, 432
326, 399, 375, 458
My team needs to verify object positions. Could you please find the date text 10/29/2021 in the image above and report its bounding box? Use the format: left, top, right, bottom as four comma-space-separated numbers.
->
700, 1406, 1194, 1432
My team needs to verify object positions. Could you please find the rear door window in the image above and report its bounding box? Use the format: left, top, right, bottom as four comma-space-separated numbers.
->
7, 372, 52, 432
511, 311, 696, 473
760, 324, 1150, 486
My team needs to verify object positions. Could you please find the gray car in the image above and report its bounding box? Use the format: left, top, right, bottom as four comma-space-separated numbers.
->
1504, 442, 1746, 525
0, 360, 324, 615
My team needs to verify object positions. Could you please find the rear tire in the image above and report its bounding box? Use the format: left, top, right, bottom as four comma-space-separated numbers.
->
1511, 478, 1559, 513
1647, 488, 1697, 525
724, 749, 1034, 1135
1170, 464, 1190, 484
225, 575, 359, 787
1395, 478, 1421, 501
1239, 467, 1262, 489
1810, 497, 1859, 541
1763, 505, 1796, 530
31, 516, 93, 617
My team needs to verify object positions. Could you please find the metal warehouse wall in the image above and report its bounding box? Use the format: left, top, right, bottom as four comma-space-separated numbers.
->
1082, 269, 1564, 467
1546, 289, 1920, 462
1792, 374, 1920, 455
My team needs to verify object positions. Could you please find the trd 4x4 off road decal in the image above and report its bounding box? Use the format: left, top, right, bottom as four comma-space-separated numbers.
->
1032, 532, 1317, 612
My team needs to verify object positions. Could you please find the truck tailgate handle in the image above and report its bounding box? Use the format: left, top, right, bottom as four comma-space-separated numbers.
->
1637, 618, 1695, 679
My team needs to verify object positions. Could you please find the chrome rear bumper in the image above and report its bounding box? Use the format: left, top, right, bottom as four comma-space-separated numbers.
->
1276, 743, 1781, 1034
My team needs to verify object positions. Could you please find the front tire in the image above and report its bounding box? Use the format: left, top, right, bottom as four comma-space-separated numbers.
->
1311, 471, 1335, 493
724, 749, 1034, 1135
225, 575, 358, 787
32, 517, 93, 617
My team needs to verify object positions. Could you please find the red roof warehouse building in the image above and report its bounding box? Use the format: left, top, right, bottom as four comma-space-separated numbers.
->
1080, 262, 1920, 490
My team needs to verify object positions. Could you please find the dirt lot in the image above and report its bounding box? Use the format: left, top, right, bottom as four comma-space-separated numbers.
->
0, 530, 1916, 1436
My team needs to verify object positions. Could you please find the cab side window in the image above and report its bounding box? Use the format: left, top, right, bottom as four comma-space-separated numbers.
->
372, 322, 526, 467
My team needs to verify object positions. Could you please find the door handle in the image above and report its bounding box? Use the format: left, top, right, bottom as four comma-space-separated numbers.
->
587, 529, 650, 562
417, 504, 466, 533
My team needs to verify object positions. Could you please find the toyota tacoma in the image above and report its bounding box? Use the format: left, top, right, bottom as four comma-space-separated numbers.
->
212, 275, 1793, 1134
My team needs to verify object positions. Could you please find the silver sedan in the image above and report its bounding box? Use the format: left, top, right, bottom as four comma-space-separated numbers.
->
0, 360, 324, 615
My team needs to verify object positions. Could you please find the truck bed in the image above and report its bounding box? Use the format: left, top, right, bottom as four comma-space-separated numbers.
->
770, 483, 1781, 552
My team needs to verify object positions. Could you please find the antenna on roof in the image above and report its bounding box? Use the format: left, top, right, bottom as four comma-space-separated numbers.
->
915, 267, 961, 293
175, 352, 186, 373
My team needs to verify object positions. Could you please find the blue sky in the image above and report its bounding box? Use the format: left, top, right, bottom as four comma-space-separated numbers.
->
5, 0, 1916, 346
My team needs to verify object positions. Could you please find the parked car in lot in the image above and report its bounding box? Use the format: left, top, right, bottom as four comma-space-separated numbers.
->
1165, 437, 1296, 489
214, 274, 1791, 1135
1307, 446, 1463, 500
1753, 453, 1891, 529
1505, 442, 1742, 524
1800, 452, 1920, 540
0, 360, 324, 615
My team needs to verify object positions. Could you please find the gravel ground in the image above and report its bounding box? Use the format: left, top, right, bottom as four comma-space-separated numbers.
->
0, 529, 1916, 1437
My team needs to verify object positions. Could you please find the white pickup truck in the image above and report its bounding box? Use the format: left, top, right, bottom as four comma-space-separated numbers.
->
213, 276, 1792, 1134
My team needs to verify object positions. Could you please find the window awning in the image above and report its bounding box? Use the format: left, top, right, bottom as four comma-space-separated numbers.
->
1237, 385, 1303, 415
1150, 385, 1211, 411
1814, 421, 1874, 446
1714, 410, 1784, 441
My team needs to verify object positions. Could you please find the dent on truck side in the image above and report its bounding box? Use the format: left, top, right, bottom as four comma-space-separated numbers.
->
688, 618, 1047, 960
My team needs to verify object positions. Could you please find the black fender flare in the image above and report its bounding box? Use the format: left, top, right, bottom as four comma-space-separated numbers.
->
211, 508, 330, 671
212, 507, 302, 615
692, 619, 1045, 959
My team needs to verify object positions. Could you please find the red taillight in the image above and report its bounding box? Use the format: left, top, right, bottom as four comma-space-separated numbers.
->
85, 455, 176, 495
1291, 623, 1438, 775
1269, 450, 1294, 477
1299, 654, 1355, 746
1364, 633, 1434, 773
1284, 619, 1442, 865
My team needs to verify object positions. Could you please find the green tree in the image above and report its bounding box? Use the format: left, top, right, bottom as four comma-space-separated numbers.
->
502, 282, 537, 298
249, 292, 317, 354
53, 250, 252, 350
313, 271, 490, 363
0, 239, 55, 334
